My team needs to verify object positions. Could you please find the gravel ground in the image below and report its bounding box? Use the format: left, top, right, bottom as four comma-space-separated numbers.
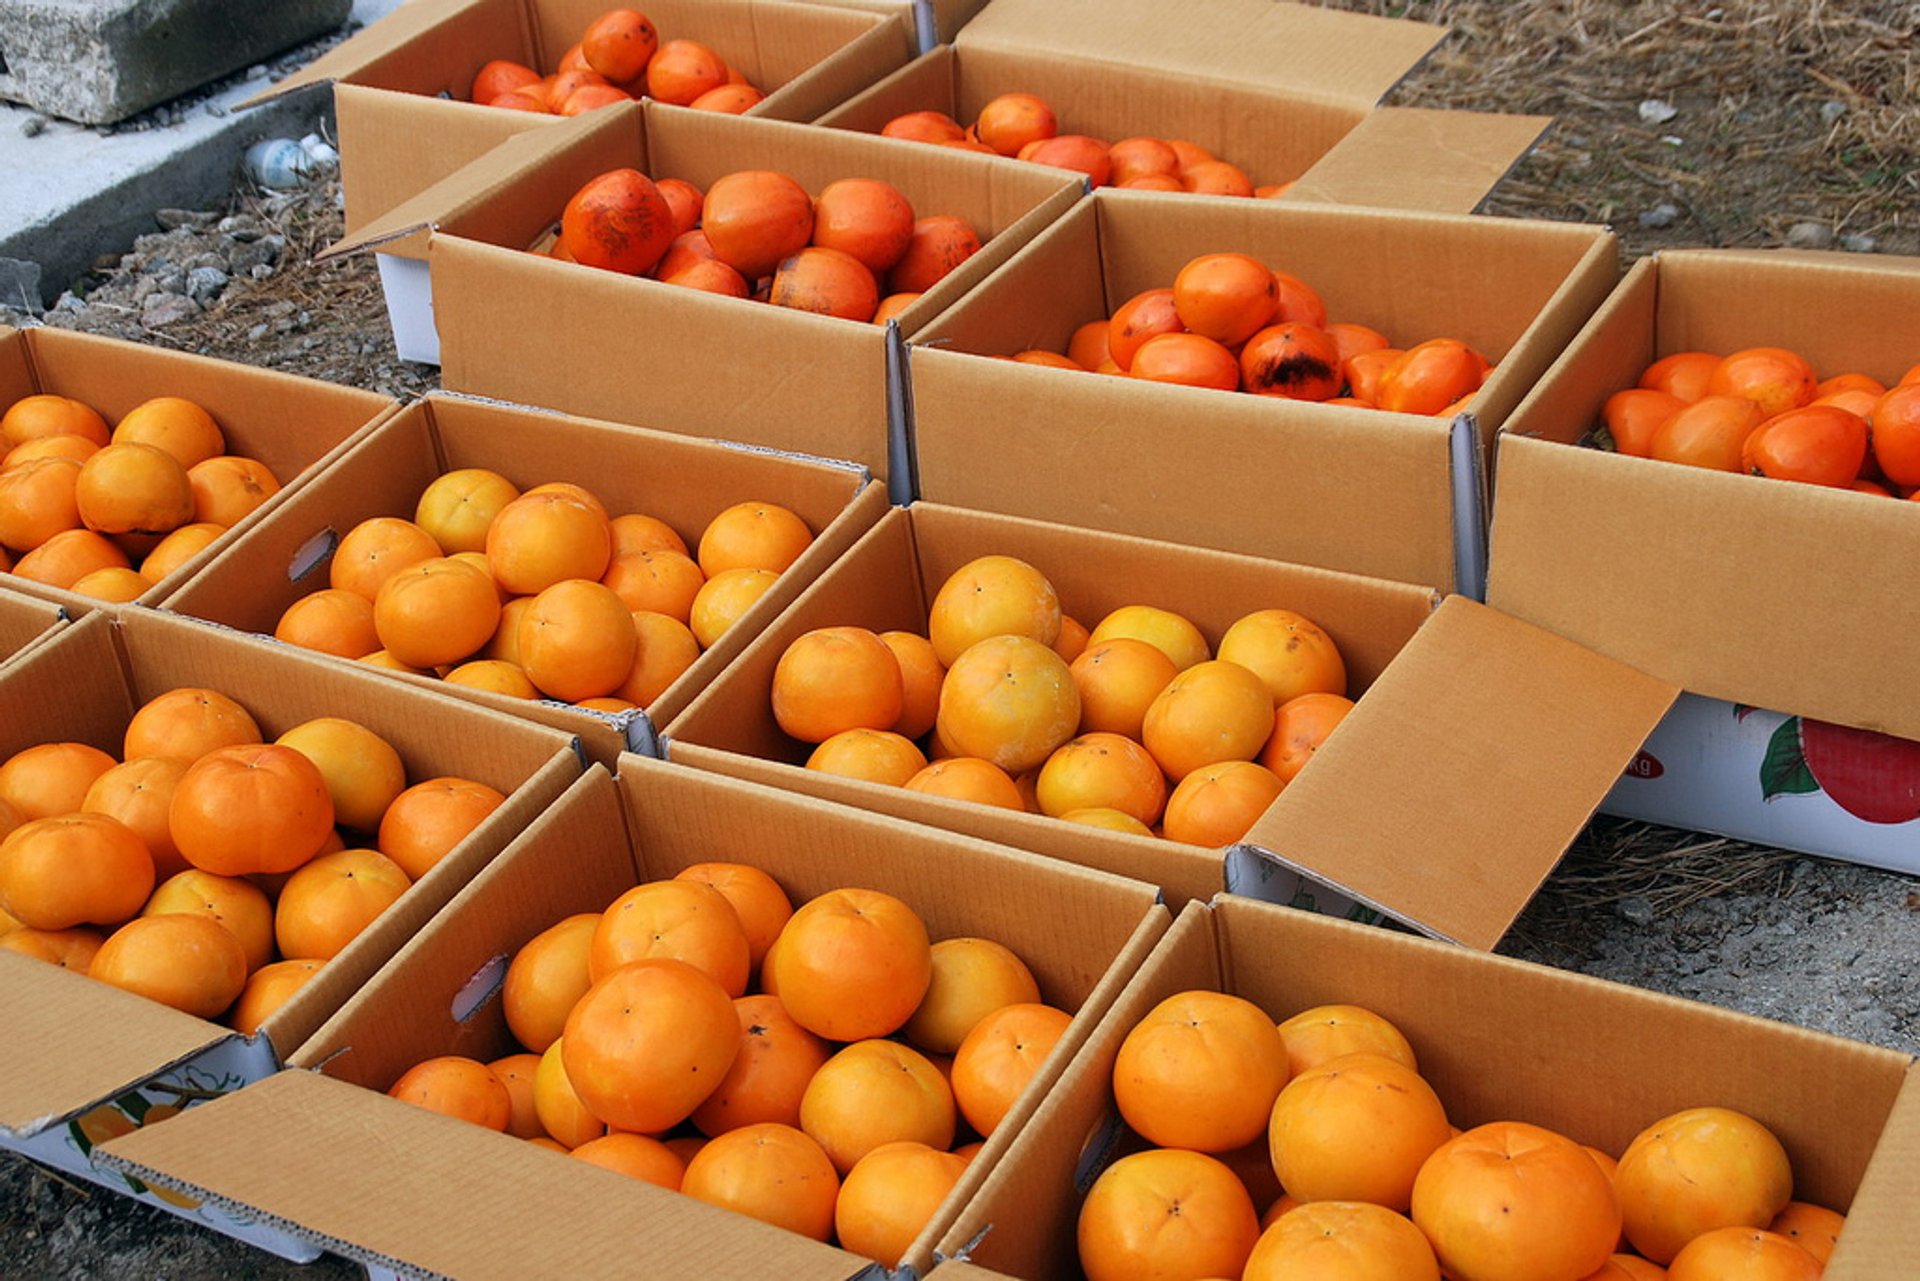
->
4, 0, 1919, 1274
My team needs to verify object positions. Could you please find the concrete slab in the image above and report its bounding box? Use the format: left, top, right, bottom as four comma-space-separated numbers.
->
1, 0, 405, 308
0, 0, 352, 125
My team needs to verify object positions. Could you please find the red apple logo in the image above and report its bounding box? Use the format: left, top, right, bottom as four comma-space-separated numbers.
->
1763, 715, 1920, 824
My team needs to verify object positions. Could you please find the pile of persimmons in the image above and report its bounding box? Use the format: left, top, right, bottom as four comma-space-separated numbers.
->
545, 165, 981, 325
269, 474, 813, 713
881, 92, 1287, 197
1086, 992, 1842, 1281
771, 553, 1351, 848
0, 689, 504, 1033
386, 868, 1060, 1268
0, 393, 281, 601
469, 8, 764, 117
1603, 347, 1920, 495
1011, 250, 1493, 411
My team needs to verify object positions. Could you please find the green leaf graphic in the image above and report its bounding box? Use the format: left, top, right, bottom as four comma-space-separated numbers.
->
1761, 718, 1819, 800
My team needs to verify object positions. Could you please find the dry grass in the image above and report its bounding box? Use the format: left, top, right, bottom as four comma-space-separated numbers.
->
1314, 0, 1920, 255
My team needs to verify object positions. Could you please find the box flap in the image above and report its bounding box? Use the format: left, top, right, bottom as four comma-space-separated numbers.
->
98, 1070, 874, 1280
0, 954, 234, 1135
1287, 106, 1552, 215
1237, 596, 1679, 950
954, 0, 1444, 109
1489, 434, 1920, 743
244, 0, 500, 105
1829, 1063, 1920, 1279
322, 100, 639, 262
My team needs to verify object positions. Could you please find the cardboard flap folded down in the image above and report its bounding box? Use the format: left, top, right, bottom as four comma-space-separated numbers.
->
321, 102, 634, 262
0, 954, 234, 1134
1237, 596, 1680, 950
99, 1070, 873, 1280
955, 0, 1444, 108
1828, 1064, 1920, 1279
1288, 106, 1553, 215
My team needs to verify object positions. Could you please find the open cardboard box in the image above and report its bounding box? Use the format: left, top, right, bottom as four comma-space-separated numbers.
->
1487, 248, 1920, 873
905, 192, 1620, 595
330, 98, 1079, 500
0, 326, 397, 615
253, 0, 915, 237
0, 609, 581, 1259
819, 0, 1551, 218
934, 894, 1919, 1278
94, 758, 1172, 1279
664, 501, 1440, 909
160, 391, 888, 765
0, 586, 66, 670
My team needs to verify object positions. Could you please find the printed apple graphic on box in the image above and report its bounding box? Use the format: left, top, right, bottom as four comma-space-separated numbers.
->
1757, 711, 1920, 825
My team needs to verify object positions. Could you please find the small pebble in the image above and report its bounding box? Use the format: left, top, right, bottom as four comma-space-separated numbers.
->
1820, 100, 1848, 123
19, 115, 45, 138
1638, 204, 1680, 229
1840, 233, 1877, 253
1785, 222, 1833, 250
1618, 897, 1656, 925
1638, 99, 1679, 125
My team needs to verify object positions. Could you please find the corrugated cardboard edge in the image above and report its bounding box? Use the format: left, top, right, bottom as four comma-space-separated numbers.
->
1235, 596, 1680, 950
1285, 106, 1553, 216
1828, 1063, 1920, 1278
97, 1071, 877, 1281
241, 0, 480, 106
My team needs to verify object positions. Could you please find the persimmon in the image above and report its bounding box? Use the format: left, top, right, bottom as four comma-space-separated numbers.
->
1262, 691, 1356, 783
471, 58, 539, 104
927, 554, 1062, 665
74, 442, 193, 537
883, 111, 967, 144
503, 911, 598, 1054
1143, 660, 1275, 781
647, 38, 727, 106
590, 877, 751, 994
1181, 160, 1256, 196
376, 776, 506, 881
903, 757, 1026, 810
950, 1000, 1070, 1136
1325, 321, 1391, 367
903, 935, 1041, 1055
1078, 1148, 1261, 1281
653, 229, 717, 280
571, 1133, 685, 1189
124, 687, 261, 763
542, 68, 611, 113
805, 729, 928, 786
273, 847, 411, 960
809, 178, 916, 274
873, 292, 921, 326
143, 868, 274, 972
491, 89, 549, 113
229, 957, 323, 1035
2, 394, 109, 447
3, 432, 97, 469
413, 468, 518, 555
937, 635, 1081, 774
67, 566, 144, 602
274, 718, 406, 835
1667, 1227, 1821, 1280
1376, 339, 1485, 415
1614, 1106, 1793, 1264
1087, 603, 1210, 672
1767, 1201, 1843, 1264
1116, 988, 1288, 1152
580, 9, 657, 81
703, 170, 815, 281
763, 886, 931, 1041
91, 913, 248, 1018
1640, 351, 1720, 403
772, 626, 904, 744
486, 1052, 543, 1139
0, 813, 154, 929
800, 1037, 955, 1172
616, 610, 701, 706
516, 578, 639, 702
330, 517, 442, 602
601, 548, 704, 621
388, 1056, 511, 1131
1162, 759, 1284, 846
1070, 638, 1179, 741
1650, 395, 1765, 472
1128, 332, 1239, 390
140, 521, 224, 580
0, 741, 118, 819
1240, 322, 1343, 400
1867, 383, 1920, 487
1119, 173, 1183, 191
533, 1038, 605, 1149
689, 83, 763, 113
0, 456, 82, 549
558, 169, 674, 276
183, 457, 277, 533
564, 958, 741, 1133
374, 556, 502, 669
770, 247, 880, 322
836, 1140, 968, 1267
1108, 137, 1180, 185
1741, 404, 1868, 486
976, 93, 1057, 157
112, 397, 223, 469
1275, 1003, 1417, 1076
681, 1122, 840, 1241
671, 863, 790, 973
0, 925, 103, 969
1344, 348, 1403, 406
274, 589, 380, 660
1035, 732, 1167, 825
1173, 254, 1277, 345
888, 215, 981, 295
1273, 1053, 1452, 1211
1604, 387, 1686, 458
690, 993, 832, 1136
10, 528, 127, 587
1270, 270, 1329, 327
1706, 347, 1818, 417
1245, 1201, 1441, 1280
83, 757, 189, 879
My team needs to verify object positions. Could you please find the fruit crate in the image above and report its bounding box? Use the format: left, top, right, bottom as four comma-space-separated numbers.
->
92, 759, 1170, 1278
160, 391, 888, 766
0, 586, 65, 670
251, 0, 916, 233
937, 895, 1918, 1278
0, 609, 581, 1257
0, 326, 397, 616
1490, 248, 1920, 872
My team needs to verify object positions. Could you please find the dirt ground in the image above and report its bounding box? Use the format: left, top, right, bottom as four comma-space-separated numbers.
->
4, 0, 1919, 1274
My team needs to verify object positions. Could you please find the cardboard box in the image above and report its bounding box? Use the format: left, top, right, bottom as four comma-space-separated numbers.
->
905, 192, 1620, 594
1489, 249, 1920, 872
819, 0, 1551, 218
0, 586, 66, 670
0, 325, 397, 614
938, 895, 1918, 1278
802, 0, 986, 55
160, 391, 888, 765
665, 501, 1440, 908
0, 609, 581, 1257
94, 759, 1171, 1279
255, 0, 916, 234
328, 98, 1081, 496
